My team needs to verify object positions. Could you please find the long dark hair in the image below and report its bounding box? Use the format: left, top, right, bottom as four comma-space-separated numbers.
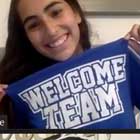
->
0, 0, 91, 84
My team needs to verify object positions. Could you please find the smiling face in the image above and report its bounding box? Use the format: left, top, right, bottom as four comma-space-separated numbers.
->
17, 0, 82, 61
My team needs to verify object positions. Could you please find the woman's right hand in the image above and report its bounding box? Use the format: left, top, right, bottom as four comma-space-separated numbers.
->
0, 84, 8, 102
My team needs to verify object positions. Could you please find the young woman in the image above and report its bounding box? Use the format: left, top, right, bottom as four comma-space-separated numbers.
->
0, 0, 140, 128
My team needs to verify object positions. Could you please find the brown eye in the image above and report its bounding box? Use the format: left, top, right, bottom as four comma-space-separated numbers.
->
50, 9, 62, 17
27, 21, 40, 31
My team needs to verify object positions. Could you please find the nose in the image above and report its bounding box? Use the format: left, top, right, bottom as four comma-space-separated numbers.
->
43, 18, 58, 37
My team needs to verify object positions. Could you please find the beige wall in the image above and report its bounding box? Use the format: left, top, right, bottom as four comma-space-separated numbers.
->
87, 16, 140, 45
0, 0, 11, 48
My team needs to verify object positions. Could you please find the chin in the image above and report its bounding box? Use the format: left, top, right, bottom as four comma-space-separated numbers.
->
56, 54, 74, 61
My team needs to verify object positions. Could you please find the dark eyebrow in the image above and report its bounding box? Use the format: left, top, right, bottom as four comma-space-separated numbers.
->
23, 16, 37, 26
23, 1, 62, 26
44, 1, 62, 13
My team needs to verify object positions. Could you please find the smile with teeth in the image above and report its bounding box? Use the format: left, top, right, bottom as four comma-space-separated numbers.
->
48, 34, 68, 48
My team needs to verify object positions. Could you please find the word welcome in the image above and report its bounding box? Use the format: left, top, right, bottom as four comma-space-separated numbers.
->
19, 55, 126, 128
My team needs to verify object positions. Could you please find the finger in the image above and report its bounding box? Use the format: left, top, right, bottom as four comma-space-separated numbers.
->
124, 32, 131, 40
129, 24, 140, 41
0, 88, 6, 102
128, 39, 140, 55
0, 91, 6, 102
0, 84, 8, 89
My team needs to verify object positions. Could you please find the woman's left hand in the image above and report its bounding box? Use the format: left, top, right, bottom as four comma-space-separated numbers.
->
124, 24, 140, 55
